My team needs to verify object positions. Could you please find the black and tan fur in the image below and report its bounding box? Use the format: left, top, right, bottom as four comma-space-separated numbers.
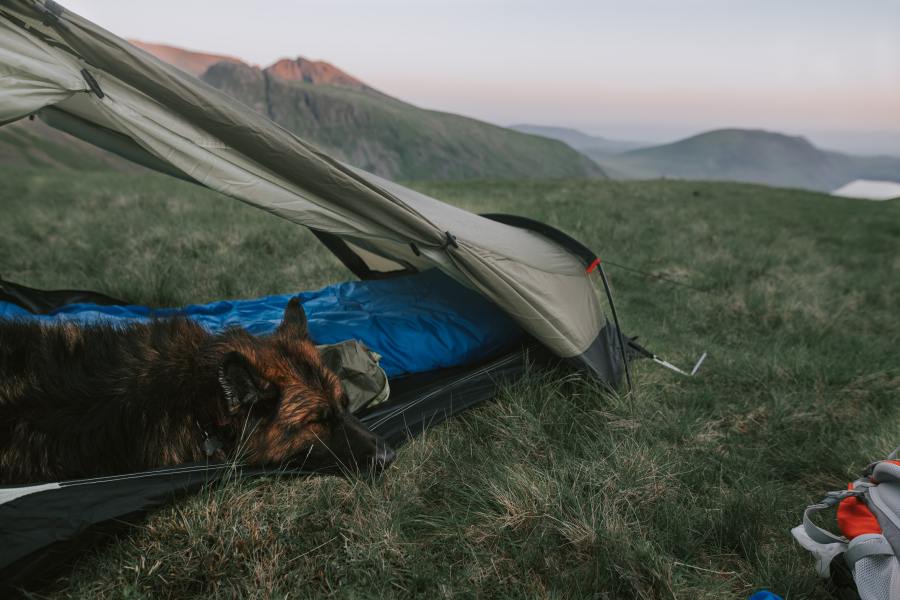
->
0, 299, 393, 485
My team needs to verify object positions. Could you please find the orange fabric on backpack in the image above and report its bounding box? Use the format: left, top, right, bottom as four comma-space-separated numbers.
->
837, 483, 882, 540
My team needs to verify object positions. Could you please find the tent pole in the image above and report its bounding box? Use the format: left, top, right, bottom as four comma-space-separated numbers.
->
594, 262, 633, 395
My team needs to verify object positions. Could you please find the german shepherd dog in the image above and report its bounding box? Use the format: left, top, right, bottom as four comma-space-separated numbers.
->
0, 299, 395, 485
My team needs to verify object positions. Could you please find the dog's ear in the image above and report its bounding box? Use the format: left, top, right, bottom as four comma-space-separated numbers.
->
277, 297, 308, 339
218, 352, 264, 414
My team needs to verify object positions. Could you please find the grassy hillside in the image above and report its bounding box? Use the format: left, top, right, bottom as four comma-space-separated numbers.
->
202, 62, 605, 180
0, 120, 135, 172
600, 129, 900, 192
1, 168, 898, 598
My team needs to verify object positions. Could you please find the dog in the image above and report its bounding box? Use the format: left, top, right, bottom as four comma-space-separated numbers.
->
0, 299, 395, 485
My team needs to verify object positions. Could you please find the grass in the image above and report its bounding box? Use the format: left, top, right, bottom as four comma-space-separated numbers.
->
1, 167, 898, 599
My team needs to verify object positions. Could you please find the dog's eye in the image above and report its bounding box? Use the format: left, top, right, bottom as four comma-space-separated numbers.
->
310, 408, 332, 424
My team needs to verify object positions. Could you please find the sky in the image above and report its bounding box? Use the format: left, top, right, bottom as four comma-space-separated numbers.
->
62, 0, 900, 154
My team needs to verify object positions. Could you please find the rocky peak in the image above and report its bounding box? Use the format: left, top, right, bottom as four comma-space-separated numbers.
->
265, 57, 368, 91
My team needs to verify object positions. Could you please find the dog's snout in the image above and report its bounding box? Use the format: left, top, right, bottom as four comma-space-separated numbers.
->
329, 414, 395, 474
372, 441, 396, 471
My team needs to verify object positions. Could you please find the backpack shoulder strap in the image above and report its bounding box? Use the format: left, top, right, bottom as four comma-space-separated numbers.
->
843, 533, 895, 568
803, 489, 865, 545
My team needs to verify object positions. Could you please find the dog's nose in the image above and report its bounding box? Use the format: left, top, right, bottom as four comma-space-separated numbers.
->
372, 442, 396, 471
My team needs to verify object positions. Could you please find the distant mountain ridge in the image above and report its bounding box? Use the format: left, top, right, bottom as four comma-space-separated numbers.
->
1, 41, 603, 181
16, 39, 893, 190
510, 124, 645, 159
130, 40, 378, 93
596, 129, 900, 192
46, 40, 599, 182
200, 61, 603, 179
129, 40, 245, 76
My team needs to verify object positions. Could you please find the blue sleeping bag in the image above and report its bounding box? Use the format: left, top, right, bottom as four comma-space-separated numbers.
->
0, 269, 524, 378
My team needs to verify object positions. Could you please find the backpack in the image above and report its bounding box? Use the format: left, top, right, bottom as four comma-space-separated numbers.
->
792, 447, 900, 600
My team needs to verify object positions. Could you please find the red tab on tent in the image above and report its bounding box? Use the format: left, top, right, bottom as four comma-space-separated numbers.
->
586, 258, 601, 273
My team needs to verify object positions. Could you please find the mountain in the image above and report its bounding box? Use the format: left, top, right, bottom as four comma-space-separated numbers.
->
196, 61, 603, 180
65, 42, 598, 181
510, 124, 645, 160
7, 42, 603, 181
129, 40, 245, 76
598, 129, 900, 192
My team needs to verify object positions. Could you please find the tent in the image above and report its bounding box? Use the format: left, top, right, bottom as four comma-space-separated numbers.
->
0, 0, 633, 588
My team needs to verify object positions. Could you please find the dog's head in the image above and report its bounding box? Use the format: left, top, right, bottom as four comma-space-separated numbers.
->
213, 299, 394, 473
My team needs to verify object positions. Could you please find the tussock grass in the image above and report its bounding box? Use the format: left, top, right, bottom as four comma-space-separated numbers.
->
1, 169, 897, 598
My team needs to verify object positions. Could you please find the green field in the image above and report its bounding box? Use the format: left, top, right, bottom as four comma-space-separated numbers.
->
1, 167, 898, 599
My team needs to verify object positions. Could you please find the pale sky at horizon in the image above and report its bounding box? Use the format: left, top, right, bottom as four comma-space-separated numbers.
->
62, 0, 900, 153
